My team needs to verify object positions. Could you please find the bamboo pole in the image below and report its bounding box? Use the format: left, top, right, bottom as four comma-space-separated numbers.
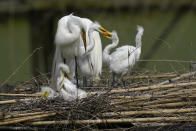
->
0, 112, 56, 126
88, 81, 196, 95
29, 116, 196, 126
0, 98, 36, 105
102, 108, 196, 117
111, 89, 196, 105
0, 93, 42, 97
158, 71, 196, 85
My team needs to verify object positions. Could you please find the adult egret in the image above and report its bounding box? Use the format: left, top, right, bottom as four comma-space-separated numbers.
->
103, 25, 144, 84
57, 63, 87, 101
51, 14, 111, 89
77, 22, 110, 84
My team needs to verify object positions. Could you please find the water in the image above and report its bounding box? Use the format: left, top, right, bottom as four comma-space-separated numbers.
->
0, 10, 196, 83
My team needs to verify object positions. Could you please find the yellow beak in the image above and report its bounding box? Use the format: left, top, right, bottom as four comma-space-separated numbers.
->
61, 70, 71, 80
64, 71, 70, 80
98, 27, 112, 38
59, 70, 70, 89
41, 91, 49, 99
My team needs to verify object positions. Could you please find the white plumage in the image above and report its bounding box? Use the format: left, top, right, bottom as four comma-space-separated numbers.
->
40, 86, 59, 99
77, 22, 103, 79
51, 14, 110, 89
103, 25, 144, 81
57, 63, 87, 101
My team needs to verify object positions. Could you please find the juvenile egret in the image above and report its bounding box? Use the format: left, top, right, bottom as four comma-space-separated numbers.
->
40, 86, 59, 99
51, 14, 111, 89
103, 26, 144, 84
57, 63, 87, 101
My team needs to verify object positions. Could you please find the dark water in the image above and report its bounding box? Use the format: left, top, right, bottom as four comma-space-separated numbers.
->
1, 10, 196, 83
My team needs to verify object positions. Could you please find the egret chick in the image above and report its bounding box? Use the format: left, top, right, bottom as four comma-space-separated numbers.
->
103, 26, 144, 85
57, 63, 87, 101
40, 86, 59, 99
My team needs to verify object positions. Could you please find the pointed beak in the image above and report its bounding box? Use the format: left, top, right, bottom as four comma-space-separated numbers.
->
64, 71, 71, 80
61, 70, 71, 80
82, 29, 87, 51
98, 27, 112, 38
41, 91, 49, 99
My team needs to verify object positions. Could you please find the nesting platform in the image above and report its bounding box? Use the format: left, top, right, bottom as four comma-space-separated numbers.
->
0, 70, 196, 130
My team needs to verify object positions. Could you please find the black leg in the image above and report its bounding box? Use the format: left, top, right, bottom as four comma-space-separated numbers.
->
75, 56, 79, 88
83, 76, 87, 87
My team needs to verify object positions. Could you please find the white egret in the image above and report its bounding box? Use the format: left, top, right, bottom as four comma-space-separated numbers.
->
77, 22, 110, 83
51, 14, 111, 89
57, 63, 87, 101
103, 26, 144, 84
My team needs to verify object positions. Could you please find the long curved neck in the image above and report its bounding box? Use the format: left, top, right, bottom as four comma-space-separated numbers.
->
135, 26, 144, 60
103, 37, 119, 63
55, 16, 82, 46
135, 26, 144, 48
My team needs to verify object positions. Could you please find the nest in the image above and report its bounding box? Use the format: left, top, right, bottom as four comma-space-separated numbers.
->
1, 70, 196, 130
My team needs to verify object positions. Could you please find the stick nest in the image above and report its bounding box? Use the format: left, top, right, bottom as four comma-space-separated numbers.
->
1, 70, 196, 130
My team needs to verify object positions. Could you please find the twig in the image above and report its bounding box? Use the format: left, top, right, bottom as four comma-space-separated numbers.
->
158, 71, 196, 85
